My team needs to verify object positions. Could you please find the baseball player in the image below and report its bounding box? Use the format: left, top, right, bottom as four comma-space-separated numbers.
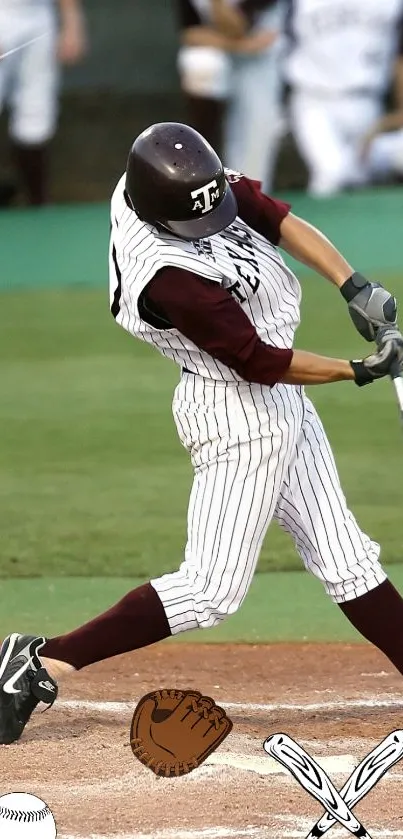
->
0, 0, 86, 206
360, 32, 403, 181
285, 0, 403, 196
177, 0, 286, 190
1, 122, 403, 744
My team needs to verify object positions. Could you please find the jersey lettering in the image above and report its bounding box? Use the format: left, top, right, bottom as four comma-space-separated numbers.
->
226, 281, 247, 304
221, 224, 261, 298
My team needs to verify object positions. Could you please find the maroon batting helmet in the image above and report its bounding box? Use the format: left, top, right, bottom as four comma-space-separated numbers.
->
125, 122, 238, 239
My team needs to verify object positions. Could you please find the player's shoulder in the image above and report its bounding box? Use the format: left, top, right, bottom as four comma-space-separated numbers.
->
224, 168, 245, 184
224, 168, 263, 198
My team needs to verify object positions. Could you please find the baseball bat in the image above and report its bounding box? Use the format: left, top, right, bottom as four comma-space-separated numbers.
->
0, 33, 49, 62
390, 359, 403, 425
263, 734, 372, 839
306, 730, 403, 838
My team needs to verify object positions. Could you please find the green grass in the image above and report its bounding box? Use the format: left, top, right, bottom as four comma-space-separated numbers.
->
0, 278, 402, 578
2, 565, 403, 640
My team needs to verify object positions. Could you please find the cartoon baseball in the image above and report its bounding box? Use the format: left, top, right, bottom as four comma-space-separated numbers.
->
0, 793, 56, 839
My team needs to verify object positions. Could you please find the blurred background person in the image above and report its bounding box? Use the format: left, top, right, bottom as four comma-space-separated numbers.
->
177, 0, 286, 191
360, 28, 403, 183
0, 0, 86, 207
284, 0, 403, 197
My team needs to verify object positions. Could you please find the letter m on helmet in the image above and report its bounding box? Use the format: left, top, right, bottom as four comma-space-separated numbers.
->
191, 180, 220, 214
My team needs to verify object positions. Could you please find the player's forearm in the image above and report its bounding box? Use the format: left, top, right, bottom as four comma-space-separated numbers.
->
369, 110, 403, 135
279, 350, 355, 385
181, 26, 231, 49
210, 0, 248, 38
58, 0, 84, 24
279, 213, 353, 289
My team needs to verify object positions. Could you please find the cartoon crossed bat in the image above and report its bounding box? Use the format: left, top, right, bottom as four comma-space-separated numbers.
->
263, 730, 403, 839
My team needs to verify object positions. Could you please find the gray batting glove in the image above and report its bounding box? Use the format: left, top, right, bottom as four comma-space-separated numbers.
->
341, 272, 397, 342
375, 324, 403, 371
350, 325, 402, 386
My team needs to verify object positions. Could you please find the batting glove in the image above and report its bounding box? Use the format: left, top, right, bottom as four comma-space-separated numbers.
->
374, 324, 403, 371
341, 272, 397, 342
350, 324, 403, 386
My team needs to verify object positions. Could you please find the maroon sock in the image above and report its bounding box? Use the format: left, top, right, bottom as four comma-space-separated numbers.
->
339, 579, 403, 674
11, 140, 49, 205
41, 583, 171, 670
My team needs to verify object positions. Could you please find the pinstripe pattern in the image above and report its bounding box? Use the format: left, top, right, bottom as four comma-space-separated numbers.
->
109, 173, 386, 631
151, 378, 385, 630
109, 174, 301, 381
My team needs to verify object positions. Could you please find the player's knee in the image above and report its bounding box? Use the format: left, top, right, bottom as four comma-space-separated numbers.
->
193, 591, 243, 629
11, 112, 56, 146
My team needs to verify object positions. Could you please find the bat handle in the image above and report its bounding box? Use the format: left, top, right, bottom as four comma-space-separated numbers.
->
390, 358, 401, 380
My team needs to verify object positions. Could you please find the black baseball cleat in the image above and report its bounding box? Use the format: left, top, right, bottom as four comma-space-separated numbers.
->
0, 633, 58, 744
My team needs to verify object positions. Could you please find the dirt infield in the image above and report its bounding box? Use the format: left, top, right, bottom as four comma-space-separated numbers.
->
1, 643, 403, 838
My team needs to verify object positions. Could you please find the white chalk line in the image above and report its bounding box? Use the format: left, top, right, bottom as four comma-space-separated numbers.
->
60, 831, 267, 839
59, 696, 403, 714
207, 750, 357, 775
60, 830, 275, 839
18, 752, 403, 793
59, 825, 403, 839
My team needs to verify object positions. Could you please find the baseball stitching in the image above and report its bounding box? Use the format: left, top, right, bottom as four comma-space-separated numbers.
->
0, 805, 50, 823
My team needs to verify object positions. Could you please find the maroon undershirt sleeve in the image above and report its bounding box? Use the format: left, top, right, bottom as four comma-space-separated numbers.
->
145, 176, 293, 386
229, 175, 291, 243
146, 268, 293, 386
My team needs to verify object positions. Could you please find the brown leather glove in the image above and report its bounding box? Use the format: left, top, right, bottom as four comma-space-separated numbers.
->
130, 688, 232, 777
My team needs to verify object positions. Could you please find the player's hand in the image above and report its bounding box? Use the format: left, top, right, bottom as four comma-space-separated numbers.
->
58, 15, 87, 65
210, 0, 248, 38
359, 128, 377, 161
229, 30, 278, 55
340, 272, 397, 341
350, 325, 403, 386
375, 324, 403, 371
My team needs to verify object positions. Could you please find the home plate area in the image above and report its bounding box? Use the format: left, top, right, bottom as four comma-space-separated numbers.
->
1, 643, 403, 838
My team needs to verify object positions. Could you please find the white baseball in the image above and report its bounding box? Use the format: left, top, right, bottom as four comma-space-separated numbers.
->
0, 793, 57, 839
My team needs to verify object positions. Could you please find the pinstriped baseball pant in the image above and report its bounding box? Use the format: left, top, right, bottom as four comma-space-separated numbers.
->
151, 374, 386, 634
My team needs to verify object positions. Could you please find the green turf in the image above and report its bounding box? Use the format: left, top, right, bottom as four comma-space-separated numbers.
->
0, 279, 402, 578
1, 565, 402, 640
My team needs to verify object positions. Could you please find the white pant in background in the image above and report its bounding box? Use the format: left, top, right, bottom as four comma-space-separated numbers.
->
368, 128, 403, 179
290, 89, 382, 196
0, 6, 58, 145
178, 3, 286, 191
151, 375, 384, 634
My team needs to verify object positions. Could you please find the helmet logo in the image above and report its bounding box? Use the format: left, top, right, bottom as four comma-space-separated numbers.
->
191, 179, 220, 214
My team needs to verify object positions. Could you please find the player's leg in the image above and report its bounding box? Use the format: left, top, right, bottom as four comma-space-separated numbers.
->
333, 94, 382, 187
131, 379, 302, 634
366, 128, 403, 181
0, 15, 19, 205
0, 380, 303, 742
274, 397, 403, 675
223, 3, 285, 190
289, 91, 350, 196
9, 9, 59, 205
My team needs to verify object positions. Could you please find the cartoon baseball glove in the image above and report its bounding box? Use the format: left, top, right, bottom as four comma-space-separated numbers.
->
130, 688, 232, 777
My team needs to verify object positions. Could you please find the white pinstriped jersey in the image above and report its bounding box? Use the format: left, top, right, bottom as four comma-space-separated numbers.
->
109, 173, 301, 382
